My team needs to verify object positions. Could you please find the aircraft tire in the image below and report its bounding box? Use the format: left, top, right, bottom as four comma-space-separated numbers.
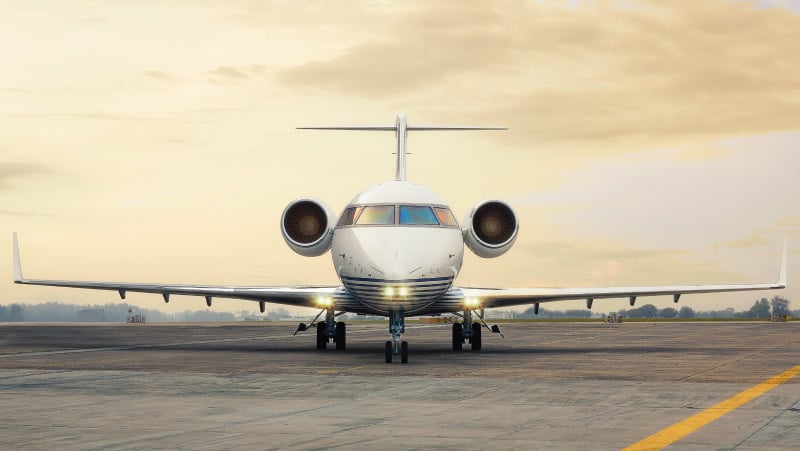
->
471, 323, 482, 351
335, 321, 346, 350
316, 323, 327, 350
385, 341, 393, 363
400, 341, 408, 364
452, 323, 463, 351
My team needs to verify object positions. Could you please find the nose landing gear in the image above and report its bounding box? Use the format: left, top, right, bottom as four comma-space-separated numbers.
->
385, 310, 409, 364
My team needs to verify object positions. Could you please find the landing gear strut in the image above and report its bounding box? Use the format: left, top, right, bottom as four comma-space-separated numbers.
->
385, 310, 408, 364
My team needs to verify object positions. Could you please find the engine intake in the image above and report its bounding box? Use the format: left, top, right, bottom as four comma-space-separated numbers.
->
463, 200, 518, 258
281, 198, 335, 257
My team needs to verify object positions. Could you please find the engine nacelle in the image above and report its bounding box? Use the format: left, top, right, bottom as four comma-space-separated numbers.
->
463, 200, 519, 258
280, 198, 335, 257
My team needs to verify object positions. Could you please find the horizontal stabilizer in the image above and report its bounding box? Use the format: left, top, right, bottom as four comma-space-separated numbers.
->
297, 126, 507, 131
298, 114, 506, 181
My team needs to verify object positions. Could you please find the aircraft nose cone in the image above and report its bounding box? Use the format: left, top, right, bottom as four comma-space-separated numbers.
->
370, 232, 457, 280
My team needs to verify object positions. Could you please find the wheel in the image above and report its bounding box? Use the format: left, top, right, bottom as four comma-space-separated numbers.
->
471, 323, 482, 351
452, 322, 463, 351
400, 341, 408, 364
385, 341, 393, 363
316, 324, 326, 350
335, 322, 346, 350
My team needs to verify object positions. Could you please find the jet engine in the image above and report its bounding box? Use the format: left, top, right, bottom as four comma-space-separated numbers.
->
463, 200, 518, 258
280, 198, 335, 257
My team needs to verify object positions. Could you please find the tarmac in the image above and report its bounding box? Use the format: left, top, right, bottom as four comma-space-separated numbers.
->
0, 320, 798, 450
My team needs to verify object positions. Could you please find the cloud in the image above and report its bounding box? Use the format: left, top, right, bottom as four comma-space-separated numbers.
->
143, 70, 177, 82
669, 146, 732, 162
0, 162, 48, 190
205, 64, 268, 83
0, 209, 54, 218
279, 0, 800, 152
711, 234, 771, 250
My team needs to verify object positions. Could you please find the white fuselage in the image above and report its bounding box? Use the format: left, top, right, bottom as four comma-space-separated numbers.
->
331, 180, 464, 314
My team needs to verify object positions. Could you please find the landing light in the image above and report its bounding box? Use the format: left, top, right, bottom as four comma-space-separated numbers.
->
384, 286, 410, 298
315, 296, 333, 307
464, 297, 481, 308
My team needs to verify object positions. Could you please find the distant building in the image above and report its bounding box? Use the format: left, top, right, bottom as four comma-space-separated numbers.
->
77, 309, 106, 322
126, 308, 145, 323
485, 310, 515, 320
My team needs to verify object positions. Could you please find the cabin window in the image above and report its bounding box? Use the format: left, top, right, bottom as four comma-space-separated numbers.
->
433, 207, 458, 226
337, 206, 362, 226
356, 205, 395, 225
399, 205, 439, 225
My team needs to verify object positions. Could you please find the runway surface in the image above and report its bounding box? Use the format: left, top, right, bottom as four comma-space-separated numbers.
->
1, 321, 798, 450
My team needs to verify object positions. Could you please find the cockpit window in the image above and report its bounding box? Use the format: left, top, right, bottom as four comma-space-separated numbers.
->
433, 207, 458, 226
399, 205, 439, 225
356, 205, 395, 225
337, 206, 362, 226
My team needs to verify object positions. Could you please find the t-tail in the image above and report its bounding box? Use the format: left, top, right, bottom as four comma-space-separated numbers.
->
298, 114, 506, 181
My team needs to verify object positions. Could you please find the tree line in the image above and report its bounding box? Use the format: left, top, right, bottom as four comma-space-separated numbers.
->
618, 296, 793, 319
502, 296, 795, 319
0, 302, 235, 322
1, 296, 794, 322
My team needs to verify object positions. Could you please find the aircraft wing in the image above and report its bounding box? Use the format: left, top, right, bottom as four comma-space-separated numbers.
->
454, 239, 788, 311
12, 234, 359, 312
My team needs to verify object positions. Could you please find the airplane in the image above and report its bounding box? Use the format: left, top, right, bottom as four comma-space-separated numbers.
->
13, 114, 788, 364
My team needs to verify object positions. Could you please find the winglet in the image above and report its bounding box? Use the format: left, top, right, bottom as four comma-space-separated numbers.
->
778, 236, 788, 287
13, 232, 23, 283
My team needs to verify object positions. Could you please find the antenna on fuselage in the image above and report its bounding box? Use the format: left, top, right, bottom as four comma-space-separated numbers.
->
297, 114, 506, 181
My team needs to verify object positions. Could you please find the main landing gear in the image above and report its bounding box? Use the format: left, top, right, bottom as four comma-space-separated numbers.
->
295, 307, 347, 351
295, 308, 410, 363
385, 310, 408, 364
295, 307, 502, 361
452, 308, 503, 352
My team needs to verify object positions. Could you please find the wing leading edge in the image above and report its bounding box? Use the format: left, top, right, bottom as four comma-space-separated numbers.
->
12, 234, 359, 312
454, 238, 788, 311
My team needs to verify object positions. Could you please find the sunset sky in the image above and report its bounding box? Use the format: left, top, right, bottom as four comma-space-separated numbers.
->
1, 0, 798, 316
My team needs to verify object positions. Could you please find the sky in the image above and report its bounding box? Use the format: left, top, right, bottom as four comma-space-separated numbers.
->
1, 0, 798, 316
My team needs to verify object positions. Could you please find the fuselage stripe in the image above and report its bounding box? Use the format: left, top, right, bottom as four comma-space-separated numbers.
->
341, 275, 453, 283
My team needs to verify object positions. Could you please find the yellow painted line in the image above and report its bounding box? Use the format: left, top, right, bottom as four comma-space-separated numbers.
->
623, 365, 800, 451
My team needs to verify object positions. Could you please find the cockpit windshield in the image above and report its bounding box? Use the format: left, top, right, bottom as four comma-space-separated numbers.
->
356, 205, 395, 225
399, 206, 439, 225
433, 207, 458, 226
337, 206, 362, 226
337, 204, 458, 228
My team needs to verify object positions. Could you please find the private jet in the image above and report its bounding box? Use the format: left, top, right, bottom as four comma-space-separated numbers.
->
13, 114, 788, 363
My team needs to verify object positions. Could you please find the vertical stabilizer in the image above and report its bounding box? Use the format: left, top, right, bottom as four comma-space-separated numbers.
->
395, 114, 408, 181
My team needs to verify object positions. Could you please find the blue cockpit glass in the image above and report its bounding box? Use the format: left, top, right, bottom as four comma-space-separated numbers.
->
399, 206, 439, 225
